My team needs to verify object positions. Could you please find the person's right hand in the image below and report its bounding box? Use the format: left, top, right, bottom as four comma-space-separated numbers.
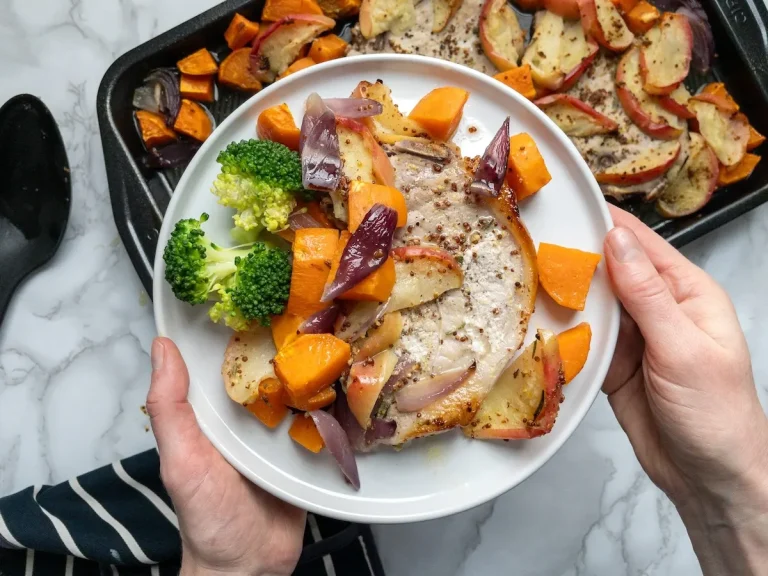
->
602, 206, 768, 573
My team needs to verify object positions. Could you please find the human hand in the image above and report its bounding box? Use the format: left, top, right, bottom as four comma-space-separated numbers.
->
602, 206, 768, 573
147, 337, 306, 576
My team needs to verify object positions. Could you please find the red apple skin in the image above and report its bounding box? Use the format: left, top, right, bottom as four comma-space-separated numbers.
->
595, 144, 681, 185
250, 14, 335, 82
639, 13, 693, 95
347, 349, 398, 429
337, 117, 396, 187
392, 246, 463, 271
535, 94, 619, 133
544, 0, 580, 19
658, 95, 695, 120
558, 38, 599, 93
616, 49, 683, 140
578, 0, 633, 52
656, 135, 719, 218
479, 0, 522, 71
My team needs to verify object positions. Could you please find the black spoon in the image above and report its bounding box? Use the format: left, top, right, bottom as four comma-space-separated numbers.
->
0, 95, 71, 326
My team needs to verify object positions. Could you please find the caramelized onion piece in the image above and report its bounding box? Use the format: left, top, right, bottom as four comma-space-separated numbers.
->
309, 410, 361, 490
299, 305, 341, 334
300, 93, 341, 191
323, 98, 383, 118
470, 117, 510, 197
395, 361, 476, 413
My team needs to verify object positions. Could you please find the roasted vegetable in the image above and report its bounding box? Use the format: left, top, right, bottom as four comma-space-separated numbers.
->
173, 99, 213, 142
218, 48, 264, 92
408, 86, 469, 141
557, 322, 592, 384
286, 228, 340, 316
177, 48, 219, 76
493, 65, 536, 100
309, 34, 349, 62
506, 133, 551, 201
179, 74, 215, 102
135, 110, 177, 148
212, 139, 303, 233
224, 13, 261, 50
275, 333, 351, 402
538, 243, 601, 311
289, 413, 325, 452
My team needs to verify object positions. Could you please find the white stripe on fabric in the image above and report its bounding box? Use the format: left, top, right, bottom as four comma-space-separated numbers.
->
24, 548, 33, 576
32, 486, 86, 559
151, 565, 160, 576
69, 478, 155, 564
110, 565, 119, 576
308, 515, 337, 576
112, 462, 178, 529
0, 509, 23, 548
65, 556, 74, 576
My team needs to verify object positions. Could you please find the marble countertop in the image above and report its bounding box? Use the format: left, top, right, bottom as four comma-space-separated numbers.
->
1, 1, 766, 574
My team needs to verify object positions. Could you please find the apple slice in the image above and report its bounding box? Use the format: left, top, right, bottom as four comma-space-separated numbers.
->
656, 132, 719, 217
658, 84, 694, 119
479, 0, 526, 71
616, 46, 685, 140
433, 0, 463, 32
542, 0, 580, 19
386, 246, 464, 313
535, 94, 618, 136
221, 328, 278, 406
347, 349, 398, 428
558, 19, 600, 92
521, 11, 565, 90
512, 0, 545, 10
250, 15, 335, 82
350, 80, 429, 144
595, 140, 681, 185
359, 0, 416, 39
353, 312, 404, 361
465, 330, 565, 439
579, 0, 634, 52
640, 13, 692, 95
338, 121, 375, 184
689, 100, 750, 167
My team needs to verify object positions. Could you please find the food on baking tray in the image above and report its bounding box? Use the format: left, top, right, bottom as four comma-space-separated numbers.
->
160, 80, 609, 489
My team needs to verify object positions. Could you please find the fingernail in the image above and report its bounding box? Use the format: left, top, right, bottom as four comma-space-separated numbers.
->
151, 339, 165, 372
608, 227, 642, 263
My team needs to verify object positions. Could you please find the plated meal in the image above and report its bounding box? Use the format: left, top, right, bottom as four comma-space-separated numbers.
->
161, 74, 605, 490
132, 0, 764, 221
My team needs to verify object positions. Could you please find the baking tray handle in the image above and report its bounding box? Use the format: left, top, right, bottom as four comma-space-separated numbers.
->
708, 0, 768, 99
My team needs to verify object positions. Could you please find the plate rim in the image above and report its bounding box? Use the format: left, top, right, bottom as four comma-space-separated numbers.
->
153, 53, 620, 523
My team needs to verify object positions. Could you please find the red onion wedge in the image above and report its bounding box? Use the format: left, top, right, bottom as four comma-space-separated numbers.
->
653, 0, 714, 73
380, 357, 417, 397
334, 393, 396, 451
470, 117, 510, 197
143, 141, 200, 168
365, 417, 396, 443
288, 211, 322, 230
323, 98, 383, 118
395, 360, 476, 413
300, 93, 341, 191
321, 204, 397, 302
334, 301, 388, 342
299, 305, 340, 334
138, 68, 181, 126
309, 410, 360, 490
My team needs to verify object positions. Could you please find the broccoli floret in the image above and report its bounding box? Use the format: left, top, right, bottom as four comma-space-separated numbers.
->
162, 214, 253, 305
211, 139, 303, 233
208, 242, 292, 328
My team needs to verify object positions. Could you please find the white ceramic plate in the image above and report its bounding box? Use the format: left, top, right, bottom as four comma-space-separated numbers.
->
154, 54, 619, 523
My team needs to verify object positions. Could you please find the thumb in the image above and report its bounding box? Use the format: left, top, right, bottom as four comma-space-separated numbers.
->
604, 227, 692, 343
147, 337, 205, 464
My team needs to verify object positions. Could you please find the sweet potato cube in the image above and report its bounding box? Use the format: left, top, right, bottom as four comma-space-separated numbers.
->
538, 243, 601, 311
624, 1, 659, 35
180, 74, 215, 102
275, 334, 351, 402
309, 34, 349, 62
173, 99, 213, 142
317, 0, 361, 18
285, 386, 337, 411
278, 57, 317, 79
494, 65, 536, 100
557, 323, 592, 384
247, 378, 289, 428
506, 133, 552, 201
224, 13, 261, 50
262, 0, 324, 21
408, 87, 469, 141
717, 153, 761, 187
258, 103, 301, 151
271, 312, 305, 350
347, 181, 408, 232
747, 125, 766, 151
177, 48, 218, 75
289, 413, 325, 452
135, 110, 177, 149
218, 48, 263, 92
286, 228, 340, 317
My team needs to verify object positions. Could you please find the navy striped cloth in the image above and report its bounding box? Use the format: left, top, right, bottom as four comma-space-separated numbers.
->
0, 450, 384, 576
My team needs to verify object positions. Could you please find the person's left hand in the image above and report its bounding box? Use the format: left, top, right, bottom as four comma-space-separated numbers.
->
147, 337, 306, 576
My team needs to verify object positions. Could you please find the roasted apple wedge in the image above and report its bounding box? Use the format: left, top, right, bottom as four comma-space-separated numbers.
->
689, 100, 750, 167
479, 0, 526, 71
521, 10, 565, 90
595, 139, 681, 185
542, 0, 580, 19
347, 349, 398, 428
579, 0, 634, 52
511, 0, 545, 11
222, 328, 279, 406
658, 85, 694, 119
559, 19, 599, 92
350, 80, 429, 144
359, 0, 416, 38
535, 94, 618, 136
353, 312, 404, 361
640, 13, 692, 95
465, 330, 565, 440
386, 246, 464, 313
616, 46, 685, 140
433, 0, 463, 32
336, 117, 396, 187
655, 132, 718, 217
250, 14, 335, 82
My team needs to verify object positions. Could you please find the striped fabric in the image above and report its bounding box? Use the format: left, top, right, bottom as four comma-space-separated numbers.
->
0, 450, 385, 576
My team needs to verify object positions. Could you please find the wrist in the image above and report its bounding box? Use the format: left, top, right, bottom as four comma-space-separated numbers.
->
179, 554, 258, 576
